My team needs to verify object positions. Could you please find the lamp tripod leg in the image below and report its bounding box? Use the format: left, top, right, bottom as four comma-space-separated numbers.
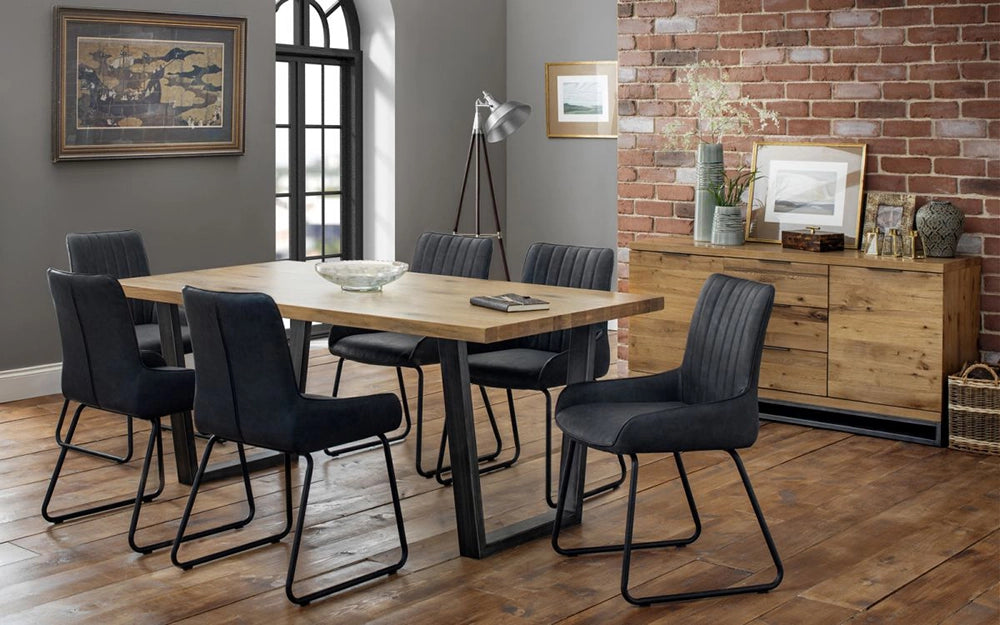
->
479, 133, 511, 280
452, 131, 478, 234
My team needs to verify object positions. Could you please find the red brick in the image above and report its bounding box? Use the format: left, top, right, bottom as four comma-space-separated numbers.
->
636, 167, 678, 183
964, 100, 1000, 119
656, 184, 695, 201
619, 18, 655, 34
618, 3, 634, 18
883, 7, 932, 27
788, 119, 832, 135
908, 176, 959, 194
962, 61, 1000, 80
637, 67, 679, 82
987, 238, 1000, 256
833, 120, 880, 137
964, 139, 1000, 159
636, 133, 665, 149
721, 33, 764, 49
910, 139, 961, 156
881, 45, 933, 64
907, 26, 959, 45
636, 101, 677, 117
830, 10, 878, 28
788, 11, 828, 29
990, 3, 1000, 23
938, 119, 989, 138
699, 50, 742, 65
911, 63, 961, 80
935, 43, 988, 62
634, 34, 675, 50
810, 29, 856, 46
619, 183, 656, 199
767, 100, 810, 117
858, 65, 907, 82
763, 0, 806, 11
617, 134, 637, 150
697, 15, 742, 31
990, 81, 1000, 98
617, 199, 635, 215
986, 276, 1000, 295
832, 47, 880, 63
884, 119, 932, 136
674, 34, 720, 50
832, 83, 881, 99
962, 179, 1000, 199
620, 50, 654, 66
634, 200, 674, 217
865, 174, 907, 192
619, 215, 655, 232
654, 217, 693, 234
934, 5, 985, 25
882, 156, 932, 174
619, 167, 638, 182
810, 0, 855, 9
654, 50, 699, 66
620, 84, 655, 99
742, 14, 785, 31
858, 0, 903, 6
743, 48, 786, 64
719, 0, 763, 13
618, 35, 637, 51
812, 101, 856, 118
787, 82, 831, 99
811, 66, 853, 81
619, 150, 655, 166
729, 66, 766, 82
910, 101, 960, 119
963, 24, 1000, 42
742, 83, 786, 99
861, 102, 909, 119
883, 82, 933, 100
676, 0, 720, 16
866, 138, 908, 155
636, 2, 677, 17
980, 332, 1000, 353
935, 82, 987, 99
764, 65, 810, 81
935, 158, 987, 177
990, 160, 1000, 178
765, 31, 808, 47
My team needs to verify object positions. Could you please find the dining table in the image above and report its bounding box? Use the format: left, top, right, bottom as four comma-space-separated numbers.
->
119, 260, 663, 558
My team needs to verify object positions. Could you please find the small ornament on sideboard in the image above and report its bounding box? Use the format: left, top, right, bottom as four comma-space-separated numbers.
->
915, 200, 964, 258
781, 226, 845, 252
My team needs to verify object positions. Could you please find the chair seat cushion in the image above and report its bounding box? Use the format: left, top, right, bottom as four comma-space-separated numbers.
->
254, 393, 402, 454
135, 322, 192, 354
555, 399, 757, 454
467, 348, 560, 390
331, 332, 437, 367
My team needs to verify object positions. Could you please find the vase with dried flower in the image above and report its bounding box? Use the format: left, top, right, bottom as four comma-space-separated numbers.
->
707, 167, 761, 246
663, 61, 778, 242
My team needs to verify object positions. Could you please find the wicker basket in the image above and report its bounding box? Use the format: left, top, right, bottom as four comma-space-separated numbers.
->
948, 363, 1000, 455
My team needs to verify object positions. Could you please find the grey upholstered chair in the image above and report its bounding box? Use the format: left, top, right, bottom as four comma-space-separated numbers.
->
325, 232, 510, 479
172, 287, 407, 606
462, 242, 626, 505
64, 229, 193, 463
43, 269, 195, 554
551, 273, 783, 606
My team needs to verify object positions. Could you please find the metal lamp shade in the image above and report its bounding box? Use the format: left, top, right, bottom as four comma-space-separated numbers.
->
484, 99, 531, 143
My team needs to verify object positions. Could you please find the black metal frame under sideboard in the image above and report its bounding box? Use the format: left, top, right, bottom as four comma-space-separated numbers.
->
759, 399, 943, 447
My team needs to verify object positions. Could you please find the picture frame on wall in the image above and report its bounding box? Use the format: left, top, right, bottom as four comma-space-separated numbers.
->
53, 7, 246, 161
746, 142, 867, 247
544, 61, 617, 139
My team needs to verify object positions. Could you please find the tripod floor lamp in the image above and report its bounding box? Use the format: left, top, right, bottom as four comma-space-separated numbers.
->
452, 91, 531, 280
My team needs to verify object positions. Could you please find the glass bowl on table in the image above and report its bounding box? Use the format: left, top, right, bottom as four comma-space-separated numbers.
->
314, 260, 408, 292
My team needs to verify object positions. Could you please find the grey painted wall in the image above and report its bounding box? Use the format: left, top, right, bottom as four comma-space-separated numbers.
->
0, 0, 275, 370
391, 0, 507, 277
505, 0, 618, 278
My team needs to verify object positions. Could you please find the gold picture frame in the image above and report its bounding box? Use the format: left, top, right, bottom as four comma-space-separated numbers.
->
545, 61, 617, 139
862, 191, 918, 256
746, 142, 867, 247
53, 7, 246, 161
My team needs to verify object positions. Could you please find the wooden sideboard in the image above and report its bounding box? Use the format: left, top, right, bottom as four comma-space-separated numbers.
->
628, 238, 982, 445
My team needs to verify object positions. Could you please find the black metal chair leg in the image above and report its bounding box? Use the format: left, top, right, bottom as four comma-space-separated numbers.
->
325, 362, 414, 457
55, 399, 135, 464
432, 386, 522, 486
41, 406, 156, 524
619, 450, 782, 606
172, 439, 293, 569
286, 437, 408, 605
128, 418, 173, 553
553, 449, 701, 556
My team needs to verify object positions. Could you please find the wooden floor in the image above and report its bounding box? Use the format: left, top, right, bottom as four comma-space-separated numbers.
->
1, 347, 998, 624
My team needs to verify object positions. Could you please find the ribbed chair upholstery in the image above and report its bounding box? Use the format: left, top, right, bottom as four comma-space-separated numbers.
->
42, 269, 195, 554
464, 242, 626, 505
551, 274, 783, 606
325, 232, 508, 479
64, 229, 193, 463
172, 287, 407, 606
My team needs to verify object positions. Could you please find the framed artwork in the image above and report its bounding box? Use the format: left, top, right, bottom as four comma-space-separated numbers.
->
746, 142, 867, 247
862, 191, 918, 256
53, 7, 246, 161
545, 61, 617, 138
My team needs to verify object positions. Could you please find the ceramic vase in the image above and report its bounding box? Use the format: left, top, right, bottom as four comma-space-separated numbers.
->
711, 205, 745, 246
915, 200, 964, 258
694, 142, 724, 242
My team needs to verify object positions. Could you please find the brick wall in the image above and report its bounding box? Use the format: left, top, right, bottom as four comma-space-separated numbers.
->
617, 0, 1000, 362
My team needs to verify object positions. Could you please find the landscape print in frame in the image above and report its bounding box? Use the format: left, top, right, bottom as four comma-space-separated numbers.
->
545, 61, 618, 138
53, 7, 246, 161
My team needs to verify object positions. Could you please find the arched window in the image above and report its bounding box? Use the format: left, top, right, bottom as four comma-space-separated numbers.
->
275, 0, 362, 261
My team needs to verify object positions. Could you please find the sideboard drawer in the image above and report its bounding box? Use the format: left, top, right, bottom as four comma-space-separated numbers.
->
767, 304, 828, 352
760, 347, 827, 396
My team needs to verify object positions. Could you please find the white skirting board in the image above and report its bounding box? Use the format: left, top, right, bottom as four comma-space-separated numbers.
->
0, 363, 62, 403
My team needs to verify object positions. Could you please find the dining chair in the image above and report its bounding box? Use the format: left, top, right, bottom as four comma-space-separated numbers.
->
63, 229, 193, 463
461, 242, 626, 505
42, 269, 195, 554
325, 232, 514, 481
172, 286, 408, 606
551, 273, 783, 606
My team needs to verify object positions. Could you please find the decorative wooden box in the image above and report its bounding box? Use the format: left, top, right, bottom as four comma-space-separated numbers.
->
781, 228, 844, 252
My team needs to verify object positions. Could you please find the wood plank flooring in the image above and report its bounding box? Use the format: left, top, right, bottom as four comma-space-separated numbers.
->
0, 346, 997, 624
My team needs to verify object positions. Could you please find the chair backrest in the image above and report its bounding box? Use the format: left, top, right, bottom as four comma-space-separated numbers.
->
680, 273, 775, 405
66, 230, 155, 325
182, 286, 301, 444
410, 232, 492, 278
47, 269, 146, 410
520, 242, 615, 367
